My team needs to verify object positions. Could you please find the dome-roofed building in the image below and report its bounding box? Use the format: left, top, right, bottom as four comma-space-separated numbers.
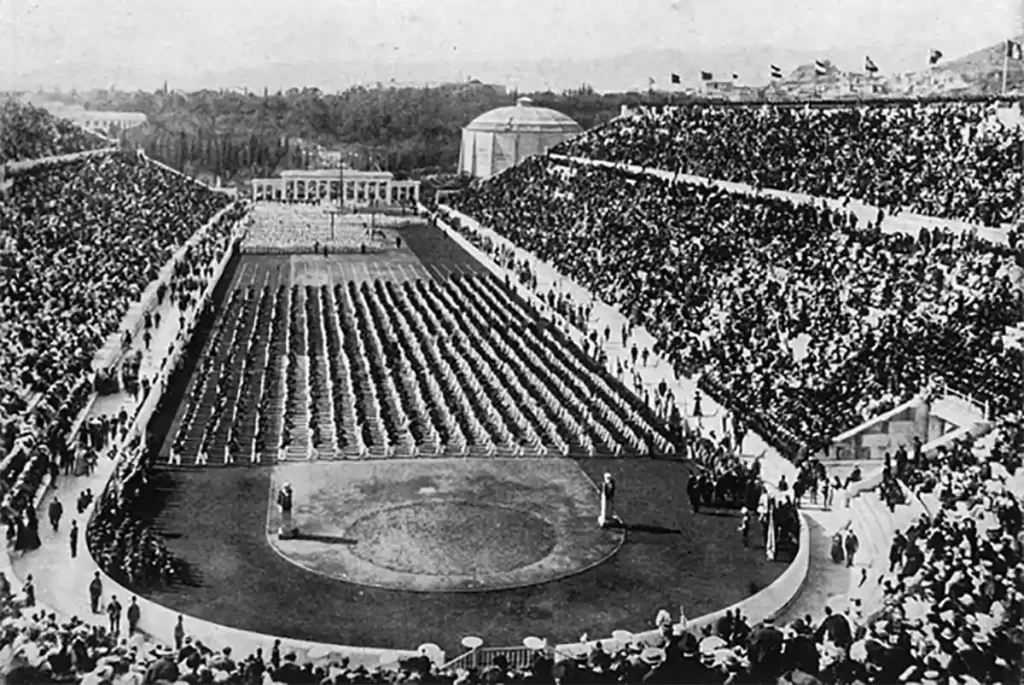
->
458, 97, 582, 179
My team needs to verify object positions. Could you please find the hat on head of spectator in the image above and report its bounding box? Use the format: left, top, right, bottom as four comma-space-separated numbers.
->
680, 633, 699, 657
640, 647, 666, 666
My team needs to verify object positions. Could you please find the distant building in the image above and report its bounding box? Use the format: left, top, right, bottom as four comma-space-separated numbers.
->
35, 102, 147, 133
458, 97, 582, 180
250, 167, 420, 205
701, 80, 762, 101
463, 79, 508, 97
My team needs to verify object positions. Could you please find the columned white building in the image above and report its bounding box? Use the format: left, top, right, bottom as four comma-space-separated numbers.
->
250, 168, 420, 205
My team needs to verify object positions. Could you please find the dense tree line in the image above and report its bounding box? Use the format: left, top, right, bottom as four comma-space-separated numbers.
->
49, 84, 651, 184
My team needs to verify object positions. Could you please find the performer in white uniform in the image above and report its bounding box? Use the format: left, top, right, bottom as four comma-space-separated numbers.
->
599, 472, 618, 528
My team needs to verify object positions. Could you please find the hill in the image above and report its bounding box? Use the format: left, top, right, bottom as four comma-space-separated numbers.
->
932, 34, 1024, 93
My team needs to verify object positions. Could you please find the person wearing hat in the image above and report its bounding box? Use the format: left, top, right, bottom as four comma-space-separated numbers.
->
173, 615, 186, 651
782, 620, 819, 676
278, 483, 294, 538
844, 528, 860, 568
47, 497, 63, 533
748, 616, 784, 681
88, 571, 102, 614
144, 644, 179, 684
738, 508, 751, 547
106, 595, 122, 636
126, 596, 141, 637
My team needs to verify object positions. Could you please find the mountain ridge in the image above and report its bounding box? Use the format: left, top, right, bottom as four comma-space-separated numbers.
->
4, 38, 1006, 93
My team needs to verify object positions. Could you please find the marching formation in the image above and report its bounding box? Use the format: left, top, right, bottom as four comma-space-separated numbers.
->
168, 269, 682, 464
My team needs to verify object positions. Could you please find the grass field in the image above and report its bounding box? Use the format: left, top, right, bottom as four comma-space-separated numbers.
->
139, 457, 785, 653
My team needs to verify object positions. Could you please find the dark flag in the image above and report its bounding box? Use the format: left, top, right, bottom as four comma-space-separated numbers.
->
1008, 39, 1023, 60
864, 55, 879, 73
732, 73, 739, 80
814, 60, 828, 76
700, 71, 713, 81
929, 49, 943, 65
770, 64, 783, 79
670, 73, 681, 84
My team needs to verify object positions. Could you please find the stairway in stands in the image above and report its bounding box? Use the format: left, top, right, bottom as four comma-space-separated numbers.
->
846, 487, 925, 614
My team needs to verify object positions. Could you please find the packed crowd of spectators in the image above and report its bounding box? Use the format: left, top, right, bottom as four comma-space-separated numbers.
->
556, 102, 1024, 227
241, 204, 396, 253
450, 157, 1024, 458
0, 150, 238, 525
86, 440, 184, 591
0, 101, 108, 164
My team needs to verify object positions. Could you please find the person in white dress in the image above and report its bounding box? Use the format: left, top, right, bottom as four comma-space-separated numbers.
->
599, 473, 619, 528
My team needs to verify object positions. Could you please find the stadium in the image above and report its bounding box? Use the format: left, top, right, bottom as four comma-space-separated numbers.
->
2, 23, 1024, 685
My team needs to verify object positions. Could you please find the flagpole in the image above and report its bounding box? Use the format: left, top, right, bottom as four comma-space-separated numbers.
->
1002, 41, 1010, 96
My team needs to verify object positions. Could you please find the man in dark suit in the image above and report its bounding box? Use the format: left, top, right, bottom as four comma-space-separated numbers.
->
782, 621, 819, 675
88, 571, 102, 614
814, 606, 852, 649
748, 616, 785, 681
277, 483, 294, 538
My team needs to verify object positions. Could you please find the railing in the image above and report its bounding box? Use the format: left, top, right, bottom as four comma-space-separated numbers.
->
441, 646, 537, 672
939, 381, 991, 421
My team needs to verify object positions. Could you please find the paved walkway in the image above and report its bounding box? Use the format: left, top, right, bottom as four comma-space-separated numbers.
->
5, 249, 211, 648
775, 505, 853, 625
553, 155, 1009, 246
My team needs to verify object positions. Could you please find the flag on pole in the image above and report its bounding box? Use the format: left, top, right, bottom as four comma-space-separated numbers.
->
929, 49, 943, 65
670, 73, 681, 84
648, 76, 656, 89
700, 71, 714, 81
1008, 39, 1023, 60
814, 60, 828, 76
770, 65, 783, 79
765, 500, 777, 562
864, 55, 879, 73
732, 73, 739, 80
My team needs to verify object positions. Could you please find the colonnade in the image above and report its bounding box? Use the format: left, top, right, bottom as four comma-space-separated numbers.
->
251, 173, 420, 205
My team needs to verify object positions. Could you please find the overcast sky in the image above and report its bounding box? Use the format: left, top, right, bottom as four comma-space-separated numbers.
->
1, 0, 1020, 88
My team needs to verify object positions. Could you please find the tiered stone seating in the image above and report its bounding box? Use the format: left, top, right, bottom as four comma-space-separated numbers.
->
845, 487, 927, 613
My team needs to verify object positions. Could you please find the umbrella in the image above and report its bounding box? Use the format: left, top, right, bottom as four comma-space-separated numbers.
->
306, 645, 334, 661
522, 637, 544, 651
417, 643, 443, 664
610, 630, 634, 644
460, 636, 483, 650
699, 636, 727, 653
